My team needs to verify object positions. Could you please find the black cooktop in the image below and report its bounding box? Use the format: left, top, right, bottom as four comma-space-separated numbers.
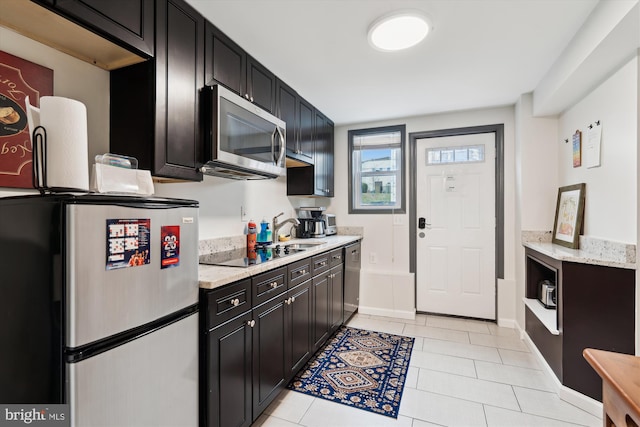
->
199, 244, 302, 268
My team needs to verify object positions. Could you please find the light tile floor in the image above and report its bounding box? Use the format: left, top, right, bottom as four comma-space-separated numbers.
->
254, 313, 601, 427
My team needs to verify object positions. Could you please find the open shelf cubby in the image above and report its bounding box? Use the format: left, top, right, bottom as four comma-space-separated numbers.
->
525, 253, 558, 333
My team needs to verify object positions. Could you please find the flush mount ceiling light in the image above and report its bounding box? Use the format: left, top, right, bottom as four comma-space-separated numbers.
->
368, 10, 431, 52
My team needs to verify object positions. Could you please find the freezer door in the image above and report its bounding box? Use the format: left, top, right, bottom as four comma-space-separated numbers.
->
66, 203, 199, 347
67, 312, 198, 426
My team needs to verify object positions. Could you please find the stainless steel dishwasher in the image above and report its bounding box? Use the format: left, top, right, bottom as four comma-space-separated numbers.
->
344, 241, 361, 322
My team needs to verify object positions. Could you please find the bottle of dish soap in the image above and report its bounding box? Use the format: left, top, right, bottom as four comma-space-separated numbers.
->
265, 224, 272, 244
258, 218, 269, 244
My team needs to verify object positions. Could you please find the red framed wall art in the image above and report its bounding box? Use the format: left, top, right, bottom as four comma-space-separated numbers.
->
0, 50, 53, 188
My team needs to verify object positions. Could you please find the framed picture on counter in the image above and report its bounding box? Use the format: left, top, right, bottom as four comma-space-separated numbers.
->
552, 183, 586, 249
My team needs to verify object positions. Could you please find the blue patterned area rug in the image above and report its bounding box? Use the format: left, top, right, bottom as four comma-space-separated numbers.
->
288, 326, 414, 418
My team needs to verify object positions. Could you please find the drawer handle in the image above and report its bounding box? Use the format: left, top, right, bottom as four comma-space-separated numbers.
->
231, 298, 240, 307
296, 269, 306, 276
319, 261, 327, 267
247, 320, 255, 327
270, 281, 278, 289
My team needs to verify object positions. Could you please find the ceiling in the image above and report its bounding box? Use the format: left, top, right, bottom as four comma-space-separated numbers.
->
184, 0, 599, 126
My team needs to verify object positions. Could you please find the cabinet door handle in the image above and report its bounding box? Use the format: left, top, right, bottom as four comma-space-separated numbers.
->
285, 297, 291, 305
247, 320, 256, 327
231, 298, 240, 307
291, 296, 296, 303
250, 96, 254, 103
244, 93, 249, 100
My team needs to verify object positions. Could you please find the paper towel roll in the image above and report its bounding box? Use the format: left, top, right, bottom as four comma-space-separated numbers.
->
25, 96, 40, 146
38, 96, 89, 190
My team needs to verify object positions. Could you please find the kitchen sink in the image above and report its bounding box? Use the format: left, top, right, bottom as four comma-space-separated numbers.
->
282, 242, 325, 250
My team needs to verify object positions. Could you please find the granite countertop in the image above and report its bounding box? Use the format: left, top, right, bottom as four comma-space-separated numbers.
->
199, 235, 362, 290
523, 241, 636, 270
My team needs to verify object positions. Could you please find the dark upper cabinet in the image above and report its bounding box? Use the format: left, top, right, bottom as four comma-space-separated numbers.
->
205, 23, 246, 95
277, 80, 298, 158
38, 0, 154, 57
205, 23, 276, 114
287, 109, 334, 197
298, 97, 315, 163
110, 0, 204, 181
314, 110, 331, 197
276, 80, 314, 165
247, 56, 276, 114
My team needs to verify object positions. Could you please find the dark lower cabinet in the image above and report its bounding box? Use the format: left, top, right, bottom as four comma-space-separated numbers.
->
201, 247, 350, 426
329, 265, 344, 334
524, 247, 635, 401
286, 280, 312, 377
312, 262, 344, 352
205, 311, 253, 427
252, 295, 287, 419
110, 0, 204, 181
312, 273, 330, 352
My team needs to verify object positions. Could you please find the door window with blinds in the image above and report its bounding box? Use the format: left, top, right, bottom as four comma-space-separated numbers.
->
348, 124, 406, 214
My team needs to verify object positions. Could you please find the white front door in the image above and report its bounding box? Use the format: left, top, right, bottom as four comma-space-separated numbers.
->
415, 133, 496, 319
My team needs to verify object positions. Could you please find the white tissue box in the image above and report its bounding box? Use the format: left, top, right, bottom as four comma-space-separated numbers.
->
90, 163, 154, 195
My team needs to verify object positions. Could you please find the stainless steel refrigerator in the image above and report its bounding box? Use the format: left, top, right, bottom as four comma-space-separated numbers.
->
0, 194, 199, 426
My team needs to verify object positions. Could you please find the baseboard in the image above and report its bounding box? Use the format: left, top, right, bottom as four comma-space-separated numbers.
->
358, 305, 416, 320
521, 331, 603, 418
497, 317, 516, 329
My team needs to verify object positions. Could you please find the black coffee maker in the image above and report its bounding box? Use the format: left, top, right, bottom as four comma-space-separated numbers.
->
296, 207, 326, 238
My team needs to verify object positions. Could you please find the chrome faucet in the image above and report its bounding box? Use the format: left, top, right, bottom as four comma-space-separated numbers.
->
272, 212, 300, 244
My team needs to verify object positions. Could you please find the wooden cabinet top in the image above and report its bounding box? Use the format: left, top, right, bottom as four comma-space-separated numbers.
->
583, 348, 640, 423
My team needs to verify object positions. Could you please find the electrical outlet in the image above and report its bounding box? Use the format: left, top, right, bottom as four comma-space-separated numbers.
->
369, 252, 377, 264
240, 205, 247, 222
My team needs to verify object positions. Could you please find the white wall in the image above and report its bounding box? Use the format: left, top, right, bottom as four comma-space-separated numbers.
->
557, 56, 637, 243
0, 27, 109, 199
154, 176, 326, 240
514, 93, 559, 330
331, 106, 516, 322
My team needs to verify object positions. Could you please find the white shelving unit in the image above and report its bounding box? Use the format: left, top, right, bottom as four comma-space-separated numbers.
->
523, 298, 559, 335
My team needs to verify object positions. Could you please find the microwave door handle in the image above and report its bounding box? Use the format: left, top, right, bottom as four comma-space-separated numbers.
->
272, 126, 285, 166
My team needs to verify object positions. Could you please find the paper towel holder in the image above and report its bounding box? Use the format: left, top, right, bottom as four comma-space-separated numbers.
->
31, 125, 87, 194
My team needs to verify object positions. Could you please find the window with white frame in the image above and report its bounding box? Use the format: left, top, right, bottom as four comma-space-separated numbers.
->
348, 125, 406, 214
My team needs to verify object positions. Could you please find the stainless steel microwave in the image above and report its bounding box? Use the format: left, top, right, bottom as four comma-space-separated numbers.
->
200, 84, 286, 180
